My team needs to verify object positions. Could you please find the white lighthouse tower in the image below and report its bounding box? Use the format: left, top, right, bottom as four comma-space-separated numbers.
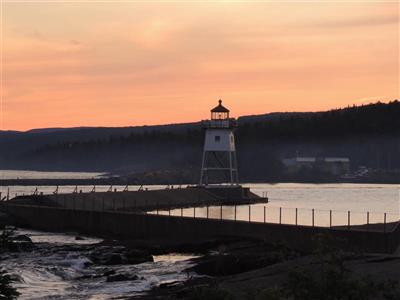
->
199, 100, 239, 185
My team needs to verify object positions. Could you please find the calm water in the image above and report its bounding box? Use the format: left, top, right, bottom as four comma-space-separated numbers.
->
0, 170, 105, 180
155, 183, 400, 227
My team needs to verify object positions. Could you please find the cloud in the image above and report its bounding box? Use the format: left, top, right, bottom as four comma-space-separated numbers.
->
3, 2, 399, 130
315, 14, 398, 28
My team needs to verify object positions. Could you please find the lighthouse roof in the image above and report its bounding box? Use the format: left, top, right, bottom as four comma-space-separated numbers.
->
211, 100, 230, 113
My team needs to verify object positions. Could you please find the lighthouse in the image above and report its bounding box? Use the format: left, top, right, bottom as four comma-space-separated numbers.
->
199, 100, 239, 185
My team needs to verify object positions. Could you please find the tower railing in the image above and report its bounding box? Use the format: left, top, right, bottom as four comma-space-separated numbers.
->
201, 119, 237, 129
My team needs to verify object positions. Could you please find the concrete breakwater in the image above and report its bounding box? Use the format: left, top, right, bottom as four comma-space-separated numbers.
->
8, 186, 265, 211
1, 186, 398, 254
1, 203, 399, 254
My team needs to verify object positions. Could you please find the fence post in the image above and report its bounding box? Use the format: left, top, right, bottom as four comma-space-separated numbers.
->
181, 207, 183, 217
263, 206, 266, 223
279, 207, 282, 224
367, 211, 370, 232
295, 208, 298, 226
384, 213, 387, 233
329, 210, 332, 228
312, 209, 314, 227
347, 211, 351, 230
156, 201, 159, 215
220, 204, 223, 220
194, 207, 196, 218
206, 205, 209, 219
234, 205, 237, 221
249, 205, 251, 222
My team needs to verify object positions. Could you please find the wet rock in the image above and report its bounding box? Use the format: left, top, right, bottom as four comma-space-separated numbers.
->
89, 246, 153, 266
106, 273, 138, 282
106, 254, 124, 265
76, 274, 98, 280
125, 249, 154, 265
76, 269, 116, 280
0, 212, 14, 228
159, 281, 183, 289
89, 246, 123, 265
190, 252, 287, 276
102, 269, 116, 277
13, 235, 33, 243
0, 233, 35, 252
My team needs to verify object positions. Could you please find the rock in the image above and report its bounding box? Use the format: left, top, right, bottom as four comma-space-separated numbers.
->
75, 236, 85, 241
90, 246, 153, 266
102, 269, 116, 277
159, 281, 183, 289
13, 235, 33, 243
125, 249, 154, 265
103, 253, 123, 265
76, 274, 98, 280
106, 273, 138, 282
1, 234, 35, 252
89, 245, 125, 265
190, 252, 287, 276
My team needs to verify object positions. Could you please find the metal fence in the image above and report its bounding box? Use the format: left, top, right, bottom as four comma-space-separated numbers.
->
148, 204, 398, 233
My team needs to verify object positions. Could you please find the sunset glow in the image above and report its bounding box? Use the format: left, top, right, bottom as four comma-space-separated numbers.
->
2, 1, 399, 130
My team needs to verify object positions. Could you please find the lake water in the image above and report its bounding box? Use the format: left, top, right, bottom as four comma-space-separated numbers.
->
147, 183, 399, 228
0, 170, 105, 180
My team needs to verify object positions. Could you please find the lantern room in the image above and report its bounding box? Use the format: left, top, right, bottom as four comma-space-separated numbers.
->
211, 100, 230, 120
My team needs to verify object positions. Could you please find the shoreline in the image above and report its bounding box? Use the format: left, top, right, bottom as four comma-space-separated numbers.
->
2, 208, 400, 299
2, 178, 400, 186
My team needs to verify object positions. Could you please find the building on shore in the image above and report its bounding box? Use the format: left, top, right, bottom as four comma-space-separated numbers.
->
282, 156, 350, 176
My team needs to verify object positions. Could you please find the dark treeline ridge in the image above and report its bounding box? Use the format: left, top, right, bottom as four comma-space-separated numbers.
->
1, 101, 399, 182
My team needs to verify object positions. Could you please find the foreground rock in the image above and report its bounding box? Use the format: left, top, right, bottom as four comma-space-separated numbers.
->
189, 239, 299, 276
106, 273, 139, 282
89, 245, 153, 266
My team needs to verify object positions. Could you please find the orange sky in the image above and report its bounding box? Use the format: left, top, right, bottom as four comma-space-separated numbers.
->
2, 1, 399, 131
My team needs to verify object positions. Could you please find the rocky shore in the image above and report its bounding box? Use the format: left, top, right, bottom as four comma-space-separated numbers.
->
140, 237, 400, 300
2, 210, 400, 299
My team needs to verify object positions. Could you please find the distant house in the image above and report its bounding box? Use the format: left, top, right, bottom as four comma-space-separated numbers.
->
282, 157, 350, 175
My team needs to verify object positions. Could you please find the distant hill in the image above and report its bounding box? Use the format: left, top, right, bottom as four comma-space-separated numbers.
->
1, 101, 399, 182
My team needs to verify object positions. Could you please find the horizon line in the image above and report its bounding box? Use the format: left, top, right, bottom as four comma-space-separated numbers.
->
2, 99, 398, 133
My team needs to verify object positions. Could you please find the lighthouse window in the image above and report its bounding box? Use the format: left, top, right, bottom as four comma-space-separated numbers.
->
215, 135, 221, 142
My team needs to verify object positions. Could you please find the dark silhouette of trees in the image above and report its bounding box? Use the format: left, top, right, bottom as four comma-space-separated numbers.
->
1, 101, 399, 181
